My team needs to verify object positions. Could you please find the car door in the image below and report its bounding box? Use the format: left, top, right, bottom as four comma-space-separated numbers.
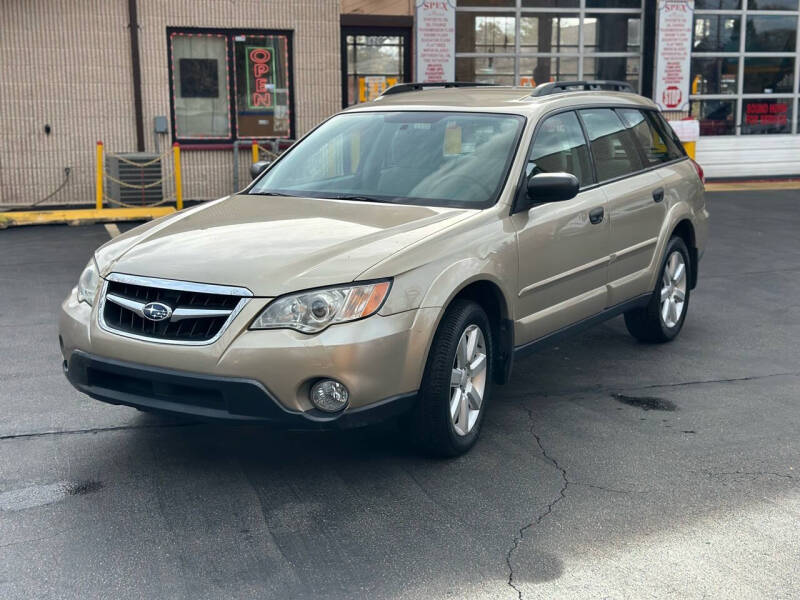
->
579, 107, 666, 307
512, 110, 609, 346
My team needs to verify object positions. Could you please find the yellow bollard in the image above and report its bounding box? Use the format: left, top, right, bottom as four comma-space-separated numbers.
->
251, 140, 259, 165
172, 142, 183, 210
95, 140, 104, 210
682, 141, 696, 160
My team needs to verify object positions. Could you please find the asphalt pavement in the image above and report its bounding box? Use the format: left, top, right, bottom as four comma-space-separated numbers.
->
1, 190, 799, 599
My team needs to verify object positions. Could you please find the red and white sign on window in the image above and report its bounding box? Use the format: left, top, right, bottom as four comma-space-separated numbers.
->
655, 0, 694, 112
415, 0, 455, 83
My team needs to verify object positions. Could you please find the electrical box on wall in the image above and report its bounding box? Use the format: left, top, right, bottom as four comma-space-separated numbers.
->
154, 116, 168, 133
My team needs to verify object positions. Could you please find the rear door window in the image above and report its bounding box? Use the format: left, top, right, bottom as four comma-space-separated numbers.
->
618, 108, 684, 166
578, 108, 644, 182
526, 111, 594, 188
648, 111, 686, 160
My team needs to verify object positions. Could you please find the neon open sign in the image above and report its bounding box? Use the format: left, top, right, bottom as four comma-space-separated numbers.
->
246, 46, 275, 110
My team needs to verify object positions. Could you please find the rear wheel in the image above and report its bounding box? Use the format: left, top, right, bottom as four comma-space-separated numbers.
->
624, 236, 691, 343
410, 299, 493, 457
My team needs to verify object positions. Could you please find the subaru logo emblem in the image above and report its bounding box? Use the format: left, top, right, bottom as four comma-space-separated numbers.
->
142, 302, 172, 322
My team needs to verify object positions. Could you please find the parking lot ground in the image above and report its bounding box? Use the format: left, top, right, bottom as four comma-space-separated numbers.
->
1, 190, 799, 599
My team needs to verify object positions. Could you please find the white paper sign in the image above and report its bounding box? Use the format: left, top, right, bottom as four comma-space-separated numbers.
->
668, 119, 700, 142
655, 0, 694, 111
415, 0, 455, 82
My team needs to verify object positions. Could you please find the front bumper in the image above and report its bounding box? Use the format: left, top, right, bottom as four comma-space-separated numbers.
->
59, 288, 440, 425
64, 350, 416, 428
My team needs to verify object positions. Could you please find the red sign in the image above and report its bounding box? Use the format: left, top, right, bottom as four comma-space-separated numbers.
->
745, 102, 788, 127
246, 46, 274, 110
662, 86, 683, 109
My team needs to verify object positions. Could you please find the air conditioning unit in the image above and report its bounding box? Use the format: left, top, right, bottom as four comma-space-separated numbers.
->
106, 153, 163, 206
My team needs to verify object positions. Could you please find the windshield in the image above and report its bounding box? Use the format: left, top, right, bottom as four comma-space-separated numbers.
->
249, 111, 525, 208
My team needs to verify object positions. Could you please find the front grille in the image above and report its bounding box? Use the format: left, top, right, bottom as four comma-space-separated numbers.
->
101, 278, 247, 343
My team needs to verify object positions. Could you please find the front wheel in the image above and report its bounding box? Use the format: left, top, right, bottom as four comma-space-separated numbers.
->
409, 299, 493, 457
624, 236, 691, 343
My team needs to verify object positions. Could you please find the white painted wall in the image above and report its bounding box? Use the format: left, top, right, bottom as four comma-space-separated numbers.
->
697, 135, 800, 179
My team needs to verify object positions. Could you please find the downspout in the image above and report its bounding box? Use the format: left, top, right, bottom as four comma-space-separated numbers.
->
128, 0, 145, 151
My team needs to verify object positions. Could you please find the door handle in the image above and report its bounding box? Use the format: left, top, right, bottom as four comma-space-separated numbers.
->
589, 207, 604, 224
652, 187, 665, 203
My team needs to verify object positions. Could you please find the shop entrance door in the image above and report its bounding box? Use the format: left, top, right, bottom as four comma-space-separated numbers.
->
341, 26, 411, 108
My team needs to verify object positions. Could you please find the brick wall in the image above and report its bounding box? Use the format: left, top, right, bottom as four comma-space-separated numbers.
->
0, 0, 341, 207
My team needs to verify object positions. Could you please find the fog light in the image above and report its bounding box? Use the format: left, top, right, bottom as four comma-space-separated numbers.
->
310, 379, 349, 413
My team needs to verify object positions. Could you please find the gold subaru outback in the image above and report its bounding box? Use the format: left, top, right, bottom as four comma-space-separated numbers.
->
60, 81, 708, 456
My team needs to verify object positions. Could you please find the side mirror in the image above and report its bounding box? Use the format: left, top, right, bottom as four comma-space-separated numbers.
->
515, 172, 580, 213
250, 160, 271, 180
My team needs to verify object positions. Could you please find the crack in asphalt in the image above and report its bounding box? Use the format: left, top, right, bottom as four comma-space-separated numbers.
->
698, 469, 796, 481
0, 421, 201, 442
505, 407, 569, 600
571, 482, 651, 495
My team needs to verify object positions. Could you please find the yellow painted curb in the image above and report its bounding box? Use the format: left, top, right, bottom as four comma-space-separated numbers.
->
0, 207, 176, 229
706, 181, 800, 192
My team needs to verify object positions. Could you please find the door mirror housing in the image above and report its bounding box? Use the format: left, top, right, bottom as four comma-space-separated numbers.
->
516, 172, 580, 212
250, 160, 271, 180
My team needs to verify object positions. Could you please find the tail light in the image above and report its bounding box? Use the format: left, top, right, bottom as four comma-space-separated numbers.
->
690, 159, 705, 185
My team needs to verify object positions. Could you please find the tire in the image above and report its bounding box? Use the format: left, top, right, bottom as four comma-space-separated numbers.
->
624, 236, 692, 343
409, 299, 494, 457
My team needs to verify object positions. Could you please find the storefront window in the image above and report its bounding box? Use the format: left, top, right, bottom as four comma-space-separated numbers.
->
743, 57, 795, 93
745, 15, 797, 52
344, 33, 407, 106
693, 15, 740, 52
691, 3, 800, 136
691, 57, 738, 94
519, 56, 578, 86
455, 1, 644, 90
170, 34, 231, 139
519, 15, 580, 53
695, 0, 741, 7
168, 28, 294, 143
690, 100, 737, 135
748, 0, 798, 9
455, 56, 516, 84
584, 14, 641, 53
521, 0, 579, 6
233, 34, 291, 138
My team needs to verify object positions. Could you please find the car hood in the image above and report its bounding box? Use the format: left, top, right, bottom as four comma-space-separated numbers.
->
96, 194, 473, 296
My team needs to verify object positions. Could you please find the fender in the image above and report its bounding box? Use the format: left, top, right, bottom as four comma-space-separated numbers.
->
646, 201, 697, 292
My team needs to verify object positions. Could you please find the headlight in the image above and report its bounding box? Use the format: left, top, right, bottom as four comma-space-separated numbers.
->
77, 258, 101, 305
251, 280, 392, 333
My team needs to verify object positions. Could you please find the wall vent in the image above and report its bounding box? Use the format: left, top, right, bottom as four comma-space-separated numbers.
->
107, 153, 163, 205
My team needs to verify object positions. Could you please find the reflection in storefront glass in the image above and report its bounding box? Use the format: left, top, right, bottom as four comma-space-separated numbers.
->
690, 100, 736, 136
743, 57, 795, 94
745, 15, 797, 52
693, 15, 740, 52
345, 35, 404, 106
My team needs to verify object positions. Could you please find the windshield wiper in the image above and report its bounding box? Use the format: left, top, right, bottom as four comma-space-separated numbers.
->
249, 190, 299, 197
325, 194, 393, 203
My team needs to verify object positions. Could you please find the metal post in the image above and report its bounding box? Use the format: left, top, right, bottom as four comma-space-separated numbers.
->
232, 141, 239, 193
251, 140, 259, 164
95, 140, 104, 210
172, 142, 183, 210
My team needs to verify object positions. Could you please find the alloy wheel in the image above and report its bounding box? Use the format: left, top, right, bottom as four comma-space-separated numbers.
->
660, 250, 687, 329
449, 324, 487, 436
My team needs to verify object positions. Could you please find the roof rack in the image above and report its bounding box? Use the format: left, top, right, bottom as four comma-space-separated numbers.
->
529, 80, 635, 97
380, 81, 498, 96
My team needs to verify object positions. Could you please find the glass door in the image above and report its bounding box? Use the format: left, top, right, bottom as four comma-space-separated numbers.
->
341, 26, 411, 107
